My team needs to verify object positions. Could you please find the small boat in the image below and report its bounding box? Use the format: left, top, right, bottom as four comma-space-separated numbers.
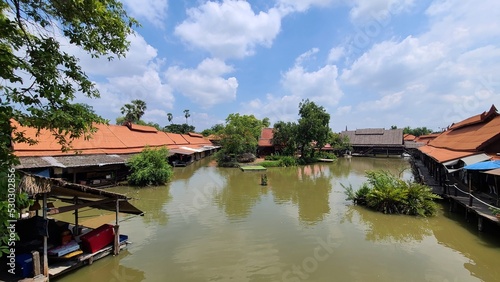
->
318, 158, 334, 162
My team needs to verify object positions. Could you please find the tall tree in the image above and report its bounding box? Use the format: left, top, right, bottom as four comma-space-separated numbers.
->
167, 113, 173, 124
120, 99, 147, 123
272, 121, 298, 156
219, 114, 268, 157
201, 123, 224, 137
296, 99, 331, 159
163, 123, 195, 134
183, 109, 190, 124
1, 0, 137, 256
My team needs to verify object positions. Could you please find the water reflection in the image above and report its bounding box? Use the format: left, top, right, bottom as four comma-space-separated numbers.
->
343, 205, 432, 243
109, 185, 172, 226
54, 250, 145, 282
432, 206, 500, 282
213, 168, 266, 220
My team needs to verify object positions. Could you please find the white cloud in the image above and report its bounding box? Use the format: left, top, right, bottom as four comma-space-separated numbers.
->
282, 49, 343, 107
357, 91, 403, 111
64, 33, 159, 78
93, 68, 174, 115
348, 0, 414, 24
335, 106, 352, 116
174, 0, 282, 59
341, 36, 446, 92
122, 0, 168, 28
276, 0, 335, 15
327, 46, 344, 63
241, 94, 302, 125
165, 58, 238, 108
295, 47, 319, 65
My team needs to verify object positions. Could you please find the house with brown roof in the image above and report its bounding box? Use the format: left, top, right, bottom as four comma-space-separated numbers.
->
257, 128, 276, 156
417, 105, 500, 192
340, 128, 404, 156
12, 122, 218, 185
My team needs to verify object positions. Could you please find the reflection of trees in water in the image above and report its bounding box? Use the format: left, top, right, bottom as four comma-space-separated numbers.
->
337, 158, 410, 178
213, 168, 266, 220
112, 185, 172, 226
212, 165, 333, 224
272, 165, 332, 225
342, 205, 432, 243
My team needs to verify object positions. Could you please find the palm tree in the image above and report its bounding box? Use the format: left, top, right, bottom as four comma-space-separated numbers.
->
183, 109, 190, 124
121, 100, 147, 123
167, 113, 173, 124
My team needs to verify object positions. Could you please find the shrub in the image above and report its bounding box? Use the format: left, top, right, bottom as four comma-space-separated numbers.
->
260, 161, 281, 167
264, 154, 282, 161
316, 151, 337, 160
278, 156, 297, 167
127, 147, 173, 186
343, 170, 441, 216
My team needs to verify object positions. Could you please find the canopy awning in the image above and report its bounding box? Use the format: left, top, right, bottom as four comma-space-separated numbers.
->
443, 153, 491, 173
483, 168, 500, 176
18, 173, 144, 215
463, 160, 500, 171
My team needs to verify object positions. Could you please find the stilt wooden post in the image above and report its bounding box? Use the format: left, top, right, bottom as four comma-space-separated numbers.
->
32, 251, 40, 276
495, 176, 499, 207
114, 199, 120, 255
74, 196, 79, 235
468, 173, 473, 206
43, 194, 48, 277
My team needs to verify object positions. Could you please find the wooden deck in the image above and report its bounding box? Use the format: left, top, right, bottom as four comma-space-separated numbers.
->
240, 165, 267, 171
48, 241, 129, 278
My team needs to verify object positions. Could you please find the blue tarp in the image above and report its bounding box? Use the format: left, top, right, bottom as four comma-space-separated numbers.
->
463, 160, 500, 171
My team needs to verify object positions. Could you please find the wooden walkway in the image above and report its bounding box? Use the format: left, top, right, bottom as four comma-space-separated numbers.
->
411, 158, 500, 231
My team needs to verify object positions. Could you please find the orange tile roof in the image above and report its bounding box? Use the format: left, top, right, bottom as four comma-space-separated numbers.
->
428, 114, 500, 151
258, 128, 274, 147
181, 134, 212, 145
164, 132, 189, 145
449, 105, 497, 130
418, 105, 500, 163
12, 122, 211, 157
403, 134, 416, 141
418, 145, 476, 163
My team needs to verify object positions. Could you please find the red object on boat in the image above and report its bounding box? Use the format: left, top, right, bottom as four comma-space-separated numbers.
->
80, 224, 115, 253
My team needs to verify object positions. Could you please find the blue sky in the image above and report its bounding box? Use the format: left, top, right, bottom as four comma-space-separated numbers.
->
72, 0, 500, 132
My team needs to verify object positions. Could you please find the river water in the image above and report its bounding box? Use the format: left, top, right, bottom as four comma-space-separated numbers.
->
57, 157, 500, 282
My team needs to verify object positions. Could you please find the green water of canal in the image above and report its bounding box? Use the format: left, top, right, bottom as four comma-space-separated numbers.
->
57, 157, 500, 282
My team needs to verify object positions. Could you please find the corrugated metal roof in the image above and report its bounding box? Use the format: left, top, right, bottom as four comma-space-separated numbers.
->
341, 128, 403, 146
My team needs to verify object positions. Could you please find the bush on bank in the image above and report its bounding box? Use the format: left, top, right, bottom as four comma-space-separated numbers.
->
343, 170, 441, 217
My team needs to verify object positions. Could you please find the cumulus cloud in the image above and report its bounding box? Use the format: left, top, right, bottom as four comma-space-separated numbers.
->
348, 0, 414, 24
327, 46, 345, 63
64, 33, 159, 78
122, 0, 168, 28
341, 36, 446, 91
165, 58, 238, 108
357, 92, 403, 111
276, 0, 335, 15
338, 0, 500, 129
174, 0, 282, 59
242, 94, 302, 125
282, 49, 343, 107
